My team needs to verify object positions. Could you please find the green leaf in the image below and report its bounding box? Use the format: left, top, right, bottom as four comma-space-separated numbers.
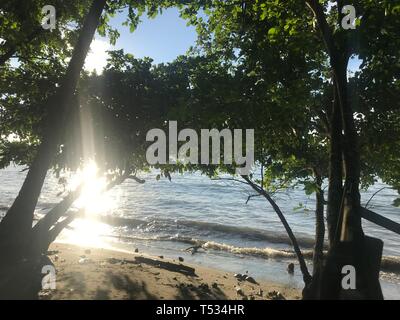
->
393, 198, 400, 207
268, 27, 278, 36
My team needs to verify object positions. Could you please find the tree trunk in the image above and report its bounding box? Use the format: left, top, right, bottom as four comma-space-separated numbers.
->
306, 171, 326, 299
333, 66, 363, 243
327, 85, 343, 246
0, 0, 107, 260
31, 171, 133, 255
313, 173, 325, 275
306, 0, 370, 298
241, 175, 313, 288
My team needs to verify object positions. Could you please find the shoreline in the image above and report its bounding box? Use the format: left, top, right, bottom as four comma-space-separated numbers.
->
40, 243, 301, 300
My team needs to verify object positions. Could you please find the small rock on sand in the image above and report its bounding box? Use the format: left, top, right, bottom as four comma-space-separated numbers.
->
78, 258, 92, 264
199, 283, 209, 290
268, 290, 286, 300
134, 248, 139, 253
178, 257, 184, 262
236, 287, 244, 296
287, 263, 295, 274
107, 258, 120, 264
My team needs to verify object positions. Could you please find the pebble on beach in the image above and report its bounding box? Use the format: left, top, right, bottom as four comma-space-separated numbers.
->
287, 263, 295, 274
235, 287, 244, 296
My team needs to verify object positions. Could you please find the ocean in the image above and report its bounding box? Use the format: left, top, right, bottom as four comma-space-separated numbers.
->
1, 165, 400, 299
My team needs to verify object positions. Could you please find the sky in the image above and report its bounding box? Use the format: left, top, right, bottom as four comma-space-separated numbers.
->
84, 7, 362, 74
85, 8, 197, 73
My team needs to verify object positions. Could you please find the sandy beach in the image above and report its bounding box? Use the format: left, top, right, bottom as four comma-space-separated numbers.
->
39, 243, 301, 300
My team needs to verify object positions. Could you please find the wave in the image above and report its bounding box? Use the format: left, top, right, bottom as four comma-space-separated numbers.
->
103, 232, 400, 273
104, 233, 315, 259
69, 214, 400, 274
381, 256, 400, 273
96, 215, 317, 249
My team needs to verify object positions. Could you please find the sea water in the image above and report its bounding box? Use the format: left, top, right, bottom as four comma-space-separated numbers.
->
1, 165, 400, 299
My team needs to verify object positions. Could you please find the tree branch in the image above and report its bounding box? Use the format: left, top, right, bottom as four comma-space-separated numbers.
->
0, 27, 43, 66
305, 0, 337, 60
241, 175, 313, 286
365, 187, 392, 209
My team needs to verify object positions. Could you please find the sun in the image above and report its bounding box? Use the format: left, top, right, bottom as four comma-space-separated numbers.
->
61, 218, 113, 249
61, 161, 118, 248
84, 39, 110, 74
69, 160, 117, 215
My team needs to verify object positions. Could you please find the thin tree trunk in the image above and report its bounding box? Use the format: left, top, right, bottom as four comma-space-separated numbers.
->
241, 175, 313, 287
306, 171, 326, 299
313, 172, 325, 275
0, 0, 107, 259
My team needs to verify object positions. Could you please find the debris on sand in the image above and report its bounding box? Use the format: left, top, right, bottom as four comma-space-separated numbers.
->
268, 290, 286, 300
245, 275, 258, 284
287, 263, 295, 274
178, 257, 184, 262
235, 286, 244, 296
107, 258, 120, 264
234, 273, 246, 281
199, 283, 209, 291
78, 258, 92, 264
185, 245, 203, 255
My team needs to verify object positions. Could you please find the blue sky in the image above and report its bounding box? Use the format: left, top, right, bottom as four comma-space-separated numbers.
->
84, 8, 361, 73
85, 8, 197, 72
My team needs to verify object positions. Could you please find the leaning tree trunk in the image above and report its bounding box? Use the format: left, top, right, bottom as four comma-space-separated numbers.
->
31, 170, 135, 255
0, 0, 107, 262
241, 175, 313, 290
